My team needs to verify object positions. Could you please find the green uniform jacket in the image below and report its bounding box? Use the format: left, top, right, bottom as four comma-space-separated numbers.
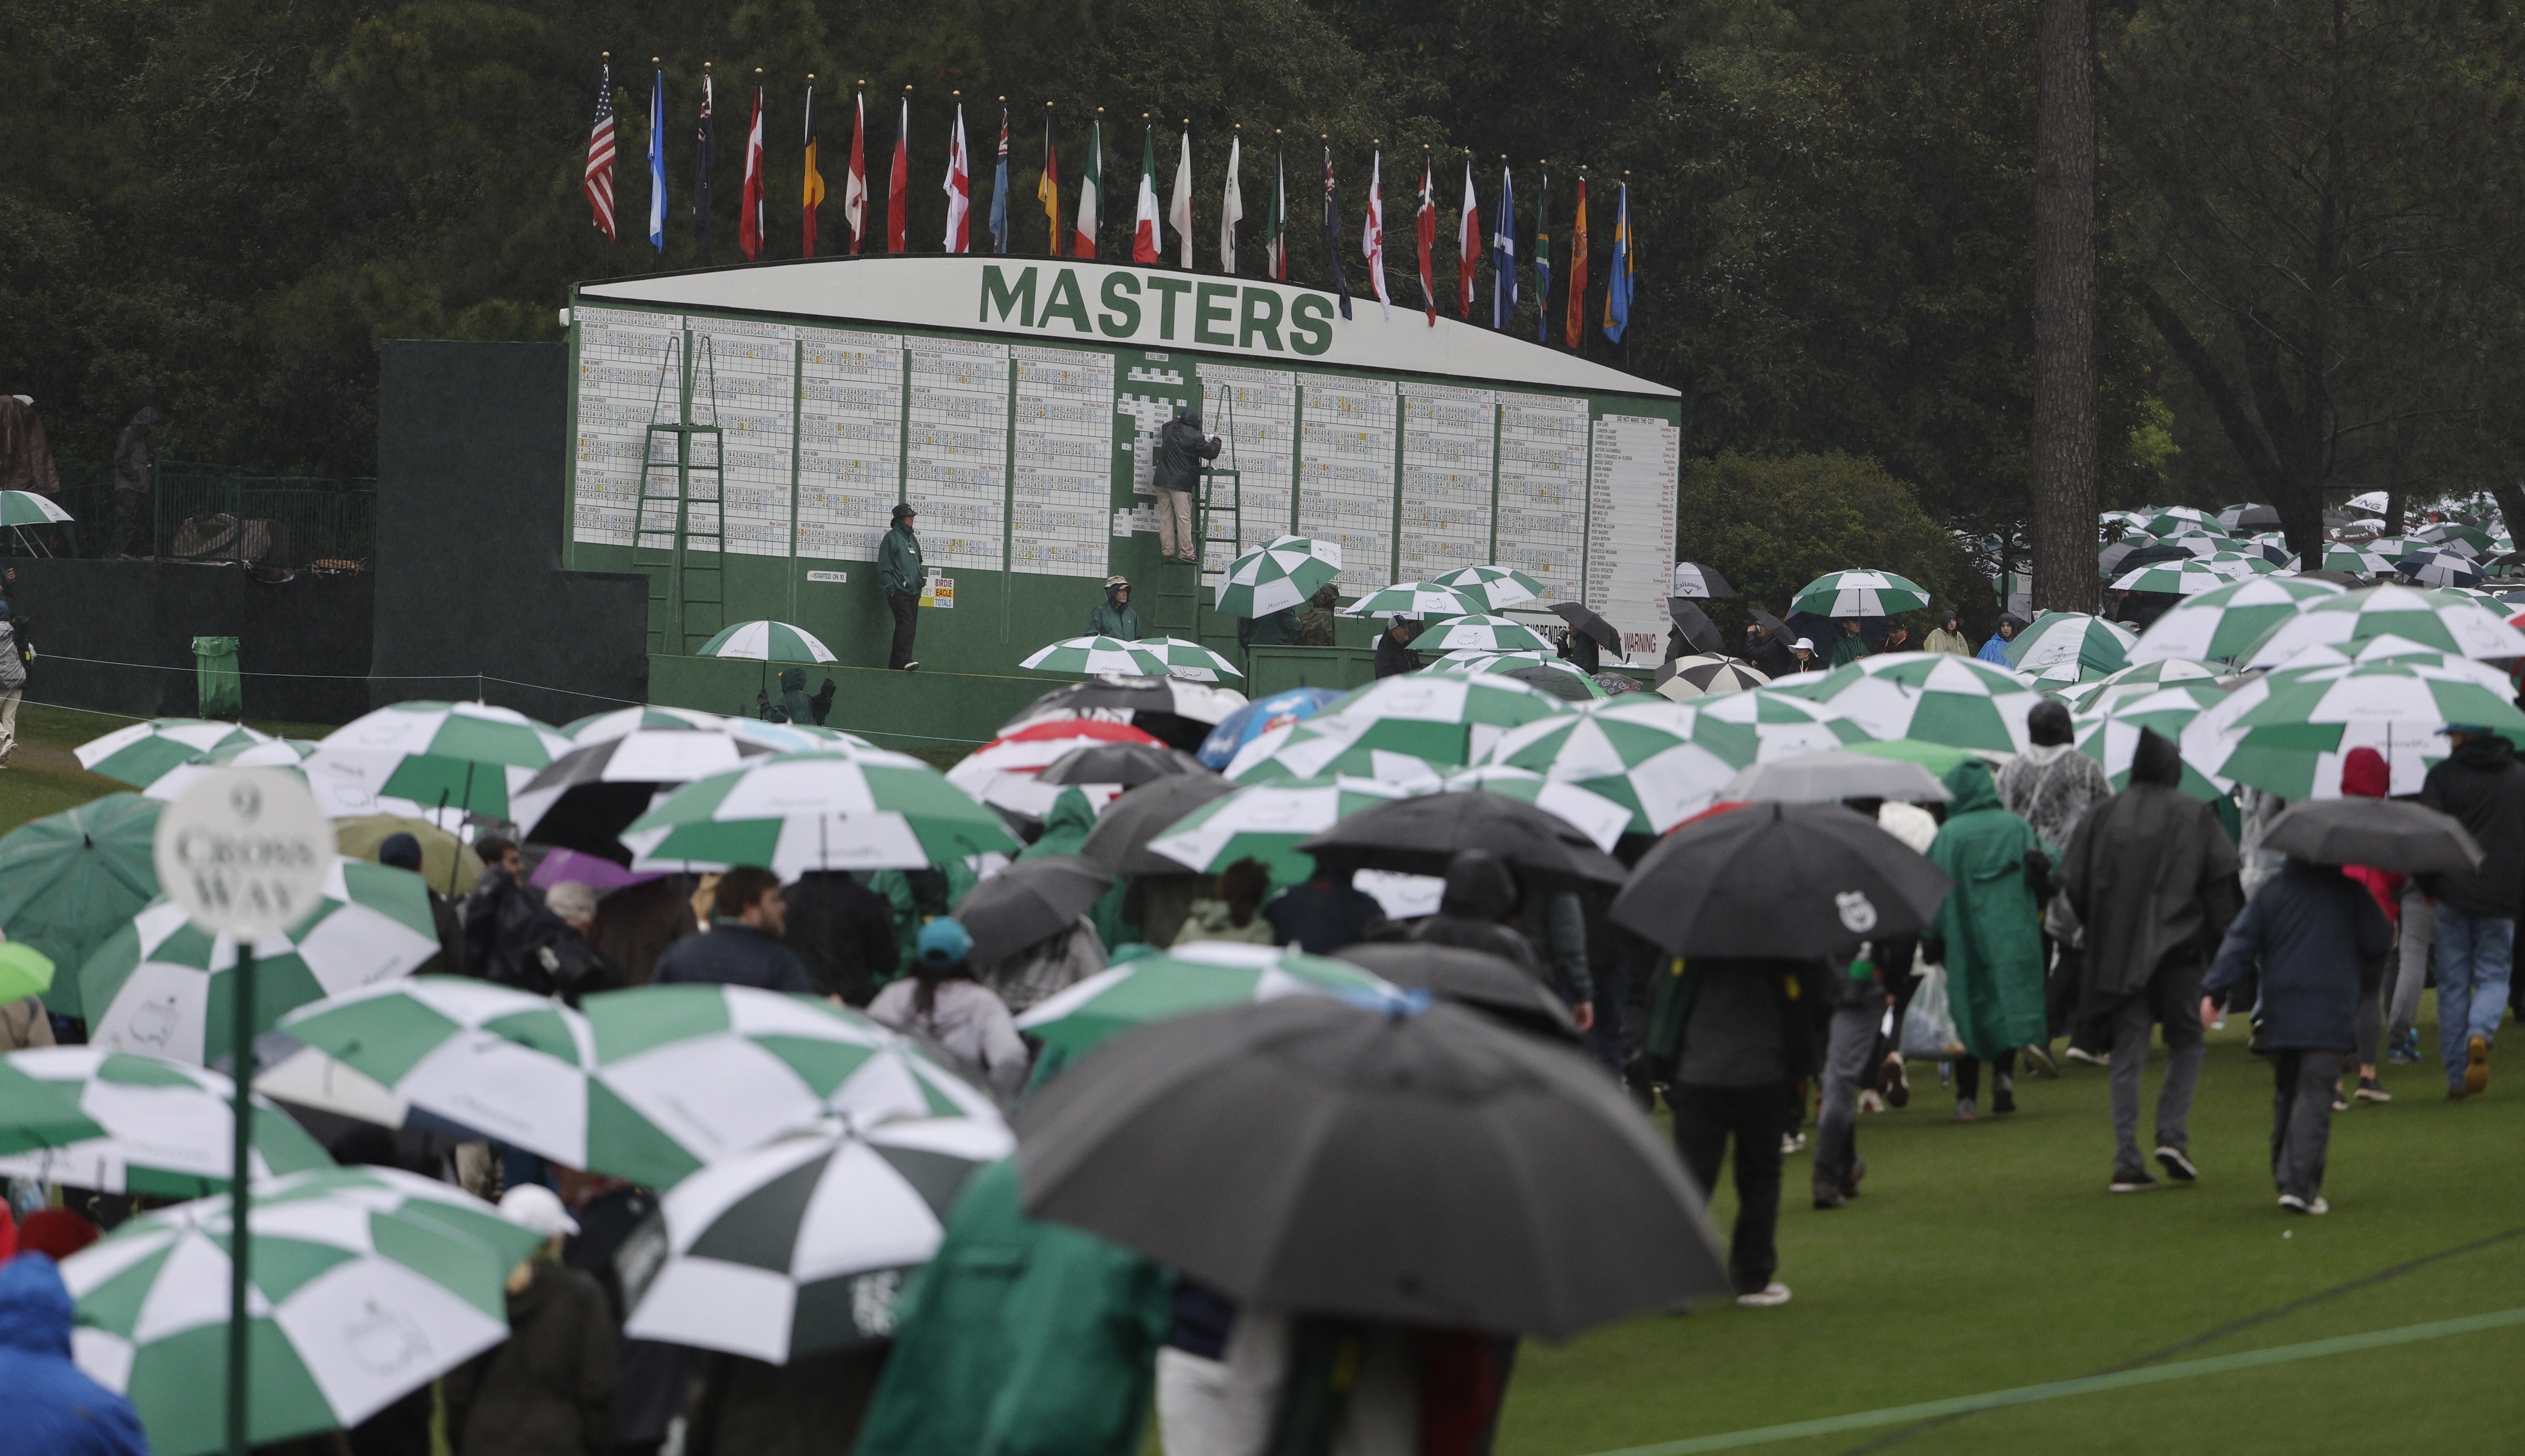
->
1085, 601, 1140, 639
1927, 759, 2049, 1060
1829, 632, 1871, 668
1020, 788, 1129, 949
1245, 606, 1299, 646
869, 859, 982, 979
853, 1159, 1173, 1456
878, 524, 924, 595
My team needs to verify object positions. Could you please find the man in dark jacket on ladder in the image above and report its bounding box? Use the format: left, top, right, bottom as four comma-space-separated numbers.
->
1151, 407, 1220, 564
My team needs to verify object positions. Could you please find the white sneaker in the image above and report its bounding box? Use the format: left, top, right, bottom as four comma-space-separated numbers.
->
2278, 1194, 2329, 1216
1736, 1282, 1792, 1308
1781, 1132, 1807, 1156
2065, 1047, 2111, 1068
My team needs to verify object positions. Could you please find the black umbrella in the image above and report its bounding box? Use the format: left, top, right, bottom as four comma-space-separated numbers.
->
1611, 801, 1952, 958
1669, 561, 1735, 599
1037, 741, 1205, 788
1005, 675, 1243, 750
1653, 655, 1771, 701
2294, 568, 2369, 588
1078, 772, 1237, 874
513, 736, 774, 861
2262, 799, 2484, 875
1499, 664, 1595, 703
1747, 608, 1791, 641
1014, 996, 1730, 1337
953, 855, 1115, 964
1550, 602, 1621, 652
1332, 943, 1580, 1042
1297, 792, 1627, 885
2227, 503, 2283, 530
1666, 598, 1724, 656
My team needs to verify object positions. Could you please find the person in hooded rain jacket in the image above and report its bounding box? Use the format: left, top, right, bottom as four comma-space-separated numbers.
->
2416, 723, 2525, 1099
0, 1254, 149, 1456
1409, 850, 1544, 980
1922, 759, 2052, 1121
1976, 616, 2020, 666
1087, 577, 1142, 640
757, 667, 829, 725
441, 1200, 620, 1456
2059, 727, 2241, 1192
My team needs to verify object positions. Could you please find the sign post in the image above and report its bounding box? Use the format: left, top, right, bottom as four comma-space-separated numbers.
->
152, 768, 332, 1456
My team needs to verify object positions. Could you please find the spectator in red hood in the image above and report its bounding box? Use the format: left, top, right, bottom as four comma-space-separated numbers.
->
2338, 747, 2399, 1107
15, 1208, 101, 1263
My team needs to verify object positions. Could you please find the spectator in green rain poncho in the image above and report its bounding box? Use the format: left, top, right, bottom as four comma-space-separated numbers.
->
1021, 787, 1130, 950
1922, 758, 2052, 1121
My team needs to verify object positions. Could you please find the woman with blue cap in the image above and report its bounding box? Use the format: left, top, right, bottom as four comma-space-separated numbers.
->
868, 917, 1030, 1098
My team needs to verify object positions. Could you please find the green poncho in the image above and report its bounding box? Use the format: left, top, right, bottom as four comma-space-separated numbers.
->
1927, 758, 2049, 1060
1020, 787, 1128, 949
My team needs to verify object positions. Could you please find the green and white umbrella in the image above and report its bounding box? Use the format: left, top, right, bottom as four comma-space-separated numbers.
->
559, 705, 733, 741
2055, 658, 2225, 715
2203, 658, 2525, 798
0, 489, 74, 526
620, 750, 1021, 879
2284, 545, 2394, 576
1482, 694, 1868, 836
2232, 584, 2525, 670
1015, 941, 1393, 1055
1769, 654, 2039, 753
1215, 535, 1343, 617
1135, 636, 1244, 682
140, 739, 324, 806
62, 1166, 544, 1456
1429, 564, 1545, 611
267, 979, 1001, 1188
2200, 550, 2279, 579
0, 1047, 334, 1195
1224, 675, 1568, 785
82, 861, 441, 1068
2127, 576, 2346, 664
2138, 506, 2220, 537
1438, 765, 1635, 851
2395, 548, 2485, 590
1791, 569, 1933, 618
2071, 686, 2234, 802
1144, 776, 1416, 881
2006, 611, 2136, 682
1343, 582, 1485, 619
698, 619, 839, 663
75, 720, 278, 788
1426, 651, 1602, 695
0, 793, 163, 1019
1416, 613, 1555, 654
1019, 635, 1173, 677
312, 701, 572, 821
621, 1117, 1013, 1364
2416, 522, 2496, 556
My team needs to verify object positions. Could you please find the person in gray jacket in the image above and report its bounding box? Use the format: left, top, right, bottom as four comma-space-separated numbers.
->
0, 599, 26, 766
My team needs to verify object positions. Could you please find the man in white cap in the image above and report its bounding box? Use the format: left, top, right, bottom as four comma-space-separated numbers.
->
443, 1185, 619, 1456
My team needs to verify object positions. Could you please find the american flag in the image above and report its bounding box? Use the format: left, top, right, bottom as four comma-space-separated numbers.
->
584, 58, 617, 241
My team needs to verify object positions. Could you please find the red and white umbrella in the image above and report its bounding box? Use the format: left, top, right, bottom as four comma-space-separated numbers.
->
944, 719, 1165, 819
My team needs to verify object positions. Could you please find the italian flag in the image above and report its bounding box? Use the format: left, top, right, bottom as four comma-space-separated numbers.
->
1074, 118, 1102, 258
1132, 123, 1161, 263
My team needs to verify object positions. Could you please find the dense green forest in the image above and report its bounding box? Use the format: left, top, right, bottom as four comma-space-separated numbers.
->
4, 0, 2522, 545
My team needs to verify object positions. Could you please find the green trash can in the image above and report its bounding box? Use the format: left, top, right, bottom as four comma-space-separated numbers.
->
192, 636, 242, 720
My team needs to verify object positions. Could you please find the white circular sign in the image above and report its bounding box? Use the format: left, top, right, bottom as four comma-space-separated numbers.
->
152, 767, 333, 938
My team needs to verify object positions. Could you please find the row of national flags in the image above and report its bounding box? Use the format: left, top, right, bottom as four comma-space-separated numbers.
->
585, 59, 1638, 348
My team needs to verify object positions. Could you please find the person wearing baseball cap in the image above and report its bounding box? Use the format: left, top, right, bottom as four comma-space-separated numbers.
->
867, 918, 1029, 1097
444, 1184, 619, 1455
879, 501, 924, 671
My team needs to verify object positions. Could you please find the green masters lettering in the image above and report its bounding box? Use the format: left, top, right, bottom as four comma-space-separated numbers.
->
980, 265, 1038, 326
1289, 294, 1334, 356
1146, 276, 1193, 340
1239, 287, 1285, 351
1098, 272, 1143, 337
1038, 268, 1092, 332
1193, 283, 1237, 345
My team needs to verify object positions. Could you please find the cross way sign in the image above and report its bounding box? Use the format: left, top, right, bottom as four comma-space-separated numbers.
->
152, 768, 333, 938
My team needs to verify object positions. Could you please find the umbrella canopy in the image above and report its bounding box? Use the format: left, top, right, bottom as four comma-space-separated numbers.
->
2218, 503, 2282, 531
2415, 522, 2497, 555
1653, 655, 1771, 701
1417, 613, 1555, 654
2233, 585, 2525, 669
1344, 581, 1486, 619
1550, 603, 1621, 651
1135, 636, 1244, 682
1295, 789, 1627, 885
1613, 801, 1952, 958
1014, 995, 1730, 1337
2153, 530, 2235, 561
2139, 506, 2221, 536
2396, 548, 2485, 590
698, 619, 840, 663
1003, 674, 1248, 738
82, 861, 441, 1067
1037, 740, 1202, 789
558, 704, 732, 741
1768, 654, 2039, 753
1666, 598, 1726, 656
313, 702, 573, 821
2128, 575, 2347, 663
1484, 694, 1869, 837
135, 738, 325, 808
1717, 749, 1953, 805
0, 488, 74, 526
1019, 635, 1172, 677
0, 1046, 334, 1195
74, 719, 277, 787
1013, 941, 1392, 1055
510, 731, 770, 855
332, 814, 484, 900
1144, 775, 1416, 881
948, 719, 1167, 819
1438, 766, 1636, 853
622, 1117, 1014, 1364
0, 793, 162, 1018
624, 750, 1022, 879
2260, 798, 2484, 874
1329, 943, 1579, 1039
2285, 545, 2393, 576
1225, 674, 1568, 786
2005, 611, 2137, 680
2110, 559, 2238, 596
2199, 550, 2281, 580
2071, 687, 2236, 803
2055, 658, 2226, 715
1078, 772, 1240, 874
61, 1166, 545, 1456
952, 855, 1114, 964
1195, 688, 1345, 770
0, 942, 50, 1003
1669, 561, 1735, 599
1216, 535, 1343, 616
1429, 564, 1545, 611
2201, 658, 2525, 798
1790, 569, 1932, 617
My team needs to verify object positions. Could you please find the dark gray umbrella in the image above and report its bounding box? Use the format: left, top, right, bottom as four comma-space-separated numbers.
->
1079, 772, 1238, 874
1717, 749, 1952, 805
1550, 602, 1621, 651
1666, 598, 1724, 656
1014, 996, 1730, 1336
1501, 664, 1595, 702
2262, 799, 2484, 875
1669, 562, 1735, 599
1297, 792, 1627, 885
1747, 608, 1790, 640
1331, 943, 1580, 1042
1612, 801, 1952, 957
1038, 741, 1204, 788
952, 855, 1114, 964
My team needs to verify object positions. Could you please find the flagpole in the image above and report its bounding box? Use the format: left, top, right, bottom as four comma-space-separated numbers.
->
226, 940, 257, 1456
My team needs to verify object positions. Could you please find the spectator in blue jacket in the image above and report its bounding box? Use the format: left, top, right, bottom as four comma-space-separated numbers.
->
0, 1253, 150, 1455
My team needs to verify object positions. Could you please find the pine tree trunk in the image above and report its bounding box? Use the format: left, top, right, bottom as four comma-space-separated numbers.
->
2031, 0, 2099, 614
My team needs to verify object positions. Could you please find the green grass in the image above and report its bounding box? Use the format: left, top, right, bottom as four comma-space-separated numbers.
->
1496, 1021, 2525, 1456
0, 701, 343, 838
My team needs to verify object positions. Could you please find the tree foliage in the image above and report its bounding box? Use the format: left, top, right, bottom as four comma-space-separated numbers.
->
1674, 451, 1987, 635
